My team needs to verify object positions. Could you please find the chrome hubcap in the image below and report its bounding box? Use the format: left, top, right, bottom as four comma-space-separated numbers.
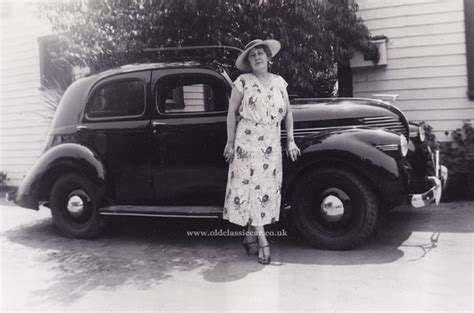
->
321, 195, 345, 222
67, 195, 84, 217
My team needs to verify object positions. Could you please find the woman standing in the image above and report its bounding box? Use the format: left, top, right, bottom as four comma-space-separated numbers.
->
223, 39, 300, 264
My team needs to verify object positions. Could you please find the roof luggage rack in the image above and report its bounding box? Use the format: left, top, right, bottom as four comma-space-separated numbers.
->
143, 45, 242, 53
142, 45, 243, 71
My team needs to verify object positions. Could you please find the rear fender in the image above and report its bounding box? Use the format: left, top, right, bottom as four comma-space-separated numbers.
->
15, 143, 106, 210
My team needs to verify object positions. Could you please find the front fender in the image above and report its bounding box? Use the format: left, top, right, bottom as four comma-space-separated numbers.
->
283, 128, 407, 206
15, 143, 106, 210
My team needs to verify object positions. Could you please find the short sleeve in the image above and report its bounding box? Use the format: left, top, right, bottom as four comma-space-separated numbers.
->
276, 75, 288, 89
233, 75, 245, 94
276, 75, 290, 109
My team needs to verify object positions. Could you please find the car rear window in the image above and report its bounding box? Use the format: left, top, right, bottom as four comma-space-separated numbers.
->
86, 79, 145, 119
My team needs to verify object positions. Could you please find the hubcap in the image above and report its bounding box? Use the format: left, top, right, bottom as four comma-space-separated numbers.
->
321, 194, 345, 222
66, 193, 87, 218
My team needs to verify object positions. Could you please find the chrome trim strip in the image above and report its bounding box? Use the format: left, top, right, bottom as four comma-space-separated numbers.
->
363, 119, 398, 122
375, 144, 399, 151
99, 212, 220, 218
364, 122, 400, 125
289, 124, 403, 130
435, 149, 440, 178
363, 119, 399, 122
284, 128, 405, 136
289, 129, 353, 135
283, 125, 359, 133
363, 116, 399, 120
363, 122, 401, 125
440, 165, 448, 189
292, 127, 403, 133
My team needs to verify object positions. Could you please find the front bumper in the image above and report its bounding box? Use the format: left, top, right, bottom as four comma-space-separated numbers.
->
409, 146, 448, 208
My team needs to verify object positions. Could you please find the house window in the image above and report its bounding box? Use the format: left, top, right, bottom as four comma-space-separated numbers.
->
162, 84, 215, 113
165, 86, 185, 111
465, 0, 474, 100
38, 35, 73, 90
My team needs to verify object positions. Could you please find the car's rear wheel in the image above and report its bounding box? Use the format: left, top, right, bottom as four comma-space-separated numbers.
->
50, 173, 103, 238
292, 167, 378, 250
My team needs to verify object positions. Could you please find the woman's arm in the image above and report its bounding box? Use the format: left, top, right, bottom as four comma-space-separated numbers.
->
284, 91, 301, 162
285, 105, 295, 143
223, 86, 243, 162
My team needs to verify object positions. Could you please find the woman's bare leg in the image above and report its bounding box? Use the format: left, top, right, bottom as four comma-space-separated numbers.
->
246, 225, 256, 240
255, 225, 270, 260
242, 225, 258, 254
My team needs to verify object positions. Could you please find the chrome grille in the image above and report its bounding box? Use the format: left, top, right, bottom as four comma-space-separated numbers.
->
361, 116, 408, 137
282, 116, 408, 138
286, 125, 358, 137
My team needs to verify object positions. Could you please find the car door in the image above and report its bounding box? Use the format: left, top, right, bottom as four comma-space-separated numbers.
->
78, 70, 154, 204
150, 68, 230, 205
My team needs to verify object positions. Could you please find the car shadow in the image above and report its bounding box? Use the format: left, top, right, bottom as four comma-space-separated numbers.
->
3, 201, 473, 305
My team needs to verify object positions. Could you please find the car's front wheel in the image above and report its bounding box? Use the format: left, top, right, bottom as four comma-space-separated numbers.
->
292, 167, 378, 250
50, 173, 103, 238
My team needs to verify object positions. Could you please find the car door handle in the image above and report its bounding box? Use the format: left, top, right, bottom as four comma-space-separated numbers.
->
76, 125, 88, 131
152, 121, 167, 127
152, 121, 168, 134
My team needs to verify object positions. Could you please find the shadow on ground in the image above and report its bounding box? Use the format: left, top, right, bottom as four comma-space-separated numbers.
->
3, 201, 473, 305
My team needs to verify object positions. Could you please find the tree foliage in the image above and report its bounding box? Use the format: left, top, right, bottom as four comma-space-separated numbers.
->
40, 0, 376, 97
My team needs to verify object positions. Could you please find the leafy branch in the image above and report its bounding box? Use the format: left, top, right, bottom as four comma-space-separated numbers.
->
39, 0, 376, 97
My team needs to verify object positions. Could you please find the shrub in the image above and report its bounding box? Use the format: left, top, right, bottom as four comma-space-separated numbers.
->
0, 172, 8, 190
425, 121, 474, 200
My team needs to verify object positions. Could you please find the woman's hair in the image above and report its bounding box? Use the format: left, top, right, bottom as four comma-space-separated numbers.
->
244, 44, 273, 68
254, 44, 273, 58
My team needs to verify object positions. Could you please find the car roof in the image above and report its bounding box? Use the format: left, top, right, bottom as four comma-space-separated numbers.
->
86, 61, 205, 80
49, 60, 234, 134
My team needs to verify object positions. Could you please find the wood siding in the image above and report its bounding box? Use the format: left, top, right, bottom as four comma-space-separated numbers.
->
0, 3, 53, 186
353, 0, 474, 140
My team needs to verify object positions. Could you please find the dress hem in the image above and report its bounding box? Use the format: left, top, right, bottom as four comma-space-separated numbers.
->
222, 217, 280, 227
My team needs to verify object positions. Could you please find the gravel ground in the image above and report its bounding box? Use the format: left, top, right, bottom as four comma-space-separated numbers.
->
1, 199, 473, 313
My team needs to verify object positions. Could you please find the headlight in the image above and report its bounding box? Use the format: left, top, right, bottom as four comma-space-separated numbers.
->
418, 124, 426, 142
400, 134, 408, 156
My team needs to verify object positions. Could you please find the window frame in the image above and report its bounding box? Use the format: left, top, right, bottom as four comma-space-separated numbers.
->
154, 71, 230, 117
84, 78, 147, 122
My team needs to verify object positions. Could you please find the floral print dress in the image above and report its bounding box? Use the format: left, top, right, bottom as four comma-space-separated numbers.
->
223, 73, 289, 226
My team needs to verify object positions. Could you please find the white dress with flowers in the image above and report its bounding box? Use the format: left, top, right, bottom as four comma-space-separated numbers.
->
223, 73, 289, 226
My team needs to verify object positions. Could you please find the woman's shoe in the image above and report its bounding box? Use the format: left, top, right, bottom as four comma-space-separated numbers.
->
242, 237, 259, 255
258, 245, 271, 265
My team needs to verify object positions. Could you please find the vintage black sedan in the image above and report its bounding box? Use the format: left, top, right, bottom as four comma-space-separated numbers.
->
13, 51, 448, 250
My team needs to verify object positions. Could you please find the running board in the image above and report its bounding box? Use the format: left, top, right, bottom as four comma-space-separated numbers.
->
99, 205, 223, 218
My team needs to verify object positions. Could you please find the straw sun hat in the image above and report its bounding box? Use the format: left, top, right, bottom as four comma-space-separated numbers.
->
235, 39, 281, 71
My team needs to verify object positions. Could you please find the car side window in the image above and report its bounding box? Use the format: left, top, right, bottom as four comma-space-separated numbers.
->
86, 80, 145, 119
157, 74, 228, 114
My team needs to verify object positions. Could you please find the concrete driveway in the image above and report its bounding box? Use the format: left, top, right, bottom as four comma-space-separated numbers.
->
1, 201, 473, 312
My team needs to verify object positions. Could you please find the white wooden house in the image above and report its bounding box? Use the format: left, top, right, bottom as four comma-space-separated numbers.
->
0, 2, 55, 187
351, 0, 474, 140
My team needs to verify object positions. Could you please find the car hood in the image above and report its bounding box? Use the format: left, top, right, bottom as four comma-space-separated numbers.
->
289, 97, 410, 138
